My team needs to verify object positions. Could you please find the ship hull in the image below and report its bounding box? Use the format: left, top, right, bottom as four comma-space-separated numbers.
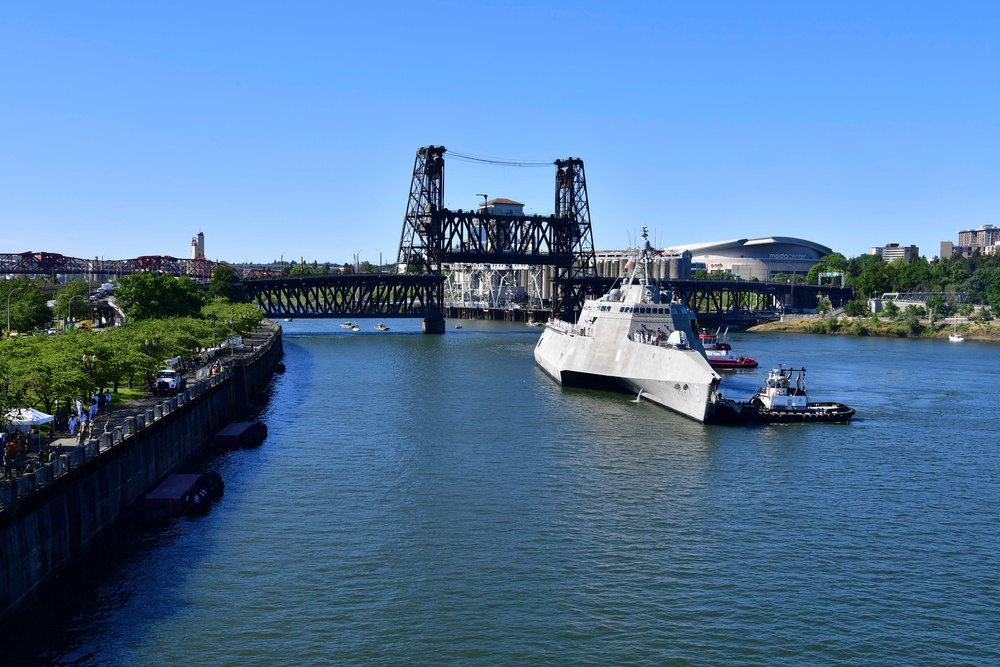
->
534, 325, 720, 422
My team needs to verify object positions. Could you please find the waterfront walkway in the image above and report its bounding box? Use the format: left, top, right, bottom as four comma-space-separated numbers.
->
1, 320, 280, 501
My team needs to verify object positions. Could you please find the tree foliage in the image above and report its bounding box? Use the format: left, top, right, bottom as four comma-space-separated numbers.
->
209, 265, 243, 302
116, 273, 206, 320
0, 300, 266, 411
54, 280, 92, 327
805, 250, 1000, 307
1, 266, 266, 415
2, 278, 53, 333
843, 299, 870, 318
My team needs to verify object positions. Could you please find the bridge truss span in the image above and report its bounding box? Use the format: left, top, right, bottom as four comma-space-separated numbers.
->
243, 274, 445, 319
0, 251, 217, 279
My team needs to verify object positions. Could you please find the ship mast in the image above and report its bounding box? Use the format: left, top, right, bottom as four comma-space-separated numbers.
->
625, 226, 650, 284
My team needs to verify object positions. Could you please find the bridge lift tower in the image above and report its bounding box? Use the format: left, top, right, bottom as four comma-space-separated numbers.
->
396, 145, 598, 322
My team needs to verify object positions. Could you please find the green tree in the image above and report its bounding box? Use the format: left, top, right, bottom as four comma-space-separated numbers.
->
95, 326, 159, 390
54, 280, 92, 328
849, 256, 891, 298
0, 354, 23, 430
925, 295, 948, 321
209, 265, 243, 302
882, 301, 901, 320
116, 273, 206, 320
843, 299, 870, 318
2, 334, 91, 414
2, 279, 53, 333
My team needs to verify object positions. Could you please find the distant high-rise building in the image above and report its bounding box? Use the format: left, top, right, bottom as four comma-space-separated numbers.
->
939, 241, 974, 259
957, 224, 1000, 248
873, 243, 919, 263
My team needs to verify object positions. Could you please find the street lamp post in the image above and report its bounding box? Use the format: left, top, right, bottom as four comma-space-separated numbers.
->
6, 286, 24, 335
65, 294, 85, 331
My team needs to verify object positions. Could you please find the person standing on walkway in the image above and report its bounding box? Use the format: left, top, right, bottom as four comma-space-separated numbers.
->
3, 440, 15, 478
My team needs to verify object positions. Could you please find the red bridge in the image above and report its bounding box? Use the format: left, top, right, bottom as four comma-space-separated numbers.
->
0, 252, 219, 280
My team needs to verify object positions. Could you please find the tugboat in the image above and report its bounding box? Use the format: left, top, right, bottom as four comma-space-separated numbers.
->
699, 328, 758, 369
534, 227, 721, 422
710, 365, 855, 424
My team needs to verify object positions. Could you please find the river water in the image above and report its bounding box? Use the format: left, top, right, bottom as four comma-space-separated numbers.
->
4, 320, 999, 666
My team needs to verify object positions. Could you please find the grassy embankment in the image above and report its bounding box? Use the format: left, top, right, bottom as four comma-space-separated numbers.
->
748, 317, 1000, 341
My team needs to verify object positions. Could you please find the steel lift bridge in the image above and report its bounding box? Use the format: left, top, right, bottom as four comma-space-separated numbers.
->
243, 145, 598, 332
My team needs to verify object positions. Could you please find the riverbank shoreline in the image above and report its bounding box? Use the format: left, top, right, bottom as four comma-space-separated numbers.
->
747, 317, 1000, 341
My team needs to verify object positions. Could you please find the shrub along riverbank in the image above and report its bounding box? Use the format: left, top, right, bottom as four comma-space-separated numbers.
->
748, 317, 1000, 341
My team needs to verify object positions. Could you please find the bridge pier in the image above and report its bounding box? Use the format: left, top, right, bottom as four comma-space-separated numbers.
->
422, 317, 446, 334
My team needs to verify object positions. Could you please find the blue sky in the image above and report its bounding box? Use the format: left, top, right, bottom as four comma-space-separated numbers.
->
2, 2, 998, 264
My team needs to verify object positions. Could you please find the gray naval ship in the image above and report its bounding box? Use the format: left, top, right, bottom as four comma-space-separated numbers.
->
534, 228, 722, 422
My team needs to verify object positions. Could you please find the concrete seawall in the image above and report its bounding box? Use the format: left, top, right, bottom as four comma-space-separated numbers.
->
0, 321, 283, 622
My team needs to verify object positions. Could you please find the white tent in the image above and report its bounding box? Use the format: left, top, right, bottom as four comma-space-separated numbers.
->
4, 407, 55, 433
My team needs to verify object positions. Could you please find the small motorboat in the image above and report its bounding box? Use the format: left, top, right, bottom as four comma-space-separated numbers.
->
375, 323, 390, 331
454, 324, 463, 329
339, 322, 355, 329
351, 325, 361, 331
284, 318, 293, 322
700, 328, 758, 369
709, 365, 855, 424
526, 318, 541, 327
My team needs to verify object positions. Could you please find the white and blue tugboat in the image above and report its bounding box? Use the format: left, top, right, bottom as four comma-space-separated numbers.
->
534, 227, 722, 422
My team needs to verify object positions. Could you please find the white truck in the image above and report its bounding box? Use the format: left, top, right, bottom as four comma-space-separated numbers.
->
153, 369, 187, 395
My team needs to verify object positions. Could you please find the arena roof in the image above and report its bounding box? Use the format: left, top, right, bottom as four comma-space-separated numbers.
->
665, 237, 833, 257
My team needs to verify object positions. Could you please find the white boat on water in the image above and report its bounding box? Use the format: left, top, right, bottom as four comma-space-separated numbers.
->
339, 322, 355, 329
533, 227, 722, 422
375, 323, 390, 331
949, 320, 964, 342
